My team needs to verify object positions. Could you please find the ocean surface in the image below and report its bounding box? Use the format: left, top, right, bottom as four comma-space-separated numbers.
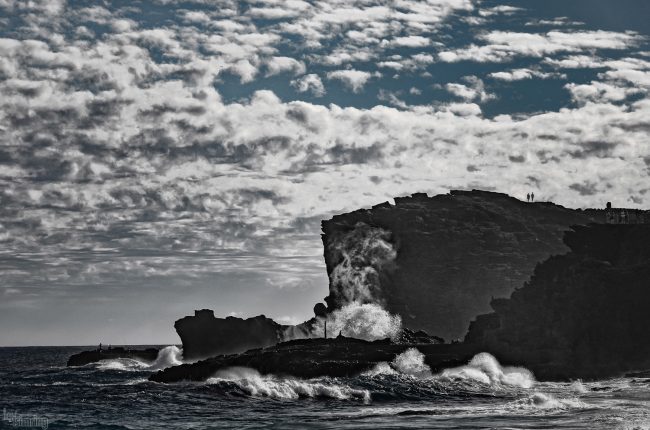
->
1, 346, 649, 430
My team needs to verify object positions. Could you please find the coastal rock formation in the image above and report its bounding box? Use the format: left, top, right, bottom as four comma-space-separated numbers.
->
321, 190, 604, 341
175, 310, 291, 360
149, 220, 650, 383
465, 224, 650, 380
149, 336, 478, 383
67, 347, 159, 367
170, 190, 648, 361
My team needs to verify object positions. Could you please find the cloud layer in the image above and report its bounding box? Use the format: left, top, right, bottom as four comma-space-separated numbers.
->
0, 0, 649, 345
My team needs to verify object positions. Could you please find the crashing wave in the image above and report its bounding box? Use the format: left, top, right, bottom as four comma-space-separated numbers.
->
366, 349, 534, 389
310, 302, 403, 341
97, 346, 183, 372
439, 352, 535, 389
207, 367, 370, 402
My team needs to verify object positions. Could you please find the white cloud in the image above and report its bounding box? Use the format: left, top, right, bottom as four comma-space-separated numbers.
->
489, 68, 565, 81
440, 30, 642, 63
290, 73, 326, 97
566, 81, 644, 104
445, 76, 493, 102
327, 69, 379, 93
391, 35, 430, 48
264, 56, 306, 76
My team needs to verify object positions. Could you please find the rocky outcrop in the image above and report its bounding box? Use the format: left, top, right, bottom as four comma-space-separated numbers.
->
149, 214, 650, 383
175, 310, 292, 360
67, 347, 159, 366
465, 224, 650, 380
149, 336, 478, 383
321, 190, 604, 341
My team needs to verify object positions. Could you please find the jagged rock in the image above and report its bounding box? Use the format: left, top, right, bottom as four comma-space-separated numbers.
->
149, 337, 478, 383
321, 190, 607, 341
175, 310, 290, 360
464, 224, 650, 380
67, 347, 159, 367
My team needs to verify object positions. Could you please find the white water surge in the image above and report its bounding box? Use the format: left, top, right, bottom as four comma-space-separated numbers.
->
97, 346, 183, 371
207, 367, 370, 402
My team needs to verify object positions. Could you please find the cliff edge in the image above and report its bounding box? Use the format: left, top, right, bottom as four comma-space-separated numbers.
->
320, 190, 605, 341
465, 223, 650, 380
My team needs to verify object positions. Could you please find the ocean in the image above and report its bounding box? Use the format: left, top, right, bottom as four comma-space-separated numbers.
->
1, 346, 649, 429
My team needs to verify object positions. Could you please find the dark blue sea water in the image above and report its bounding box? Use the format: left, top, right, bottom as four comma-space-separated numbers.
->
1, 346, 649, 429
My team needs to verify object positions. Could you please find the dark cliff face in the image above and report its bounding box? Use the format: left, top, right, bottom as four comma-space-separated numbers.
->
175, 310, 288, 360
465, 224, 650, 379
321, 190, 603, 341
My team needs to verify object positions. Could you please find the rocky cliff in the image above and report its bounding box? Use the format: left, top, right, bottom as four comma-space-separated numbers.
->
464, 224, 650, 380
175, 310, 289, 360
321, 190, 603, 341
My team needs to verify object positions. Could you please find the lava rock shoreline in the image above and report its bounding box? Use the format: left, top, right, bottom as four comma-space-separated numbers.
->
149, 223, 650, 383
67, 347, 159, 367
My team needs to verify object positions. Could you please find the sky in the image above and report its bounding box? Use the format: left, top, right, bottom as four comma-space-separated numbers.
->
0, 0, 649, 346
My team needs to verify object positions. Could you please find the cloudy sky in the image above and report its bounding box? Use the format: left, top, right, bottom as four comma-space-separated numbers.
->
1, 0, 649, 345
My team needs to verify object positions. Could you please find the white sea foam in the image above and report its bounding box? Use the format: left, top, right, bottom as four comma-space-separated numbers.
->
305, 222, 402, 342
311, 302, 402, 341
148, 346, 183, 370
97, 358, 149, 371
207, 367, 370, 402
97, 346, 183, 372
509, 391, 587, 410
438, 352, 536, 389
392, 348, 433, 378
570, 380, 588, 394
362, 361, 397, 376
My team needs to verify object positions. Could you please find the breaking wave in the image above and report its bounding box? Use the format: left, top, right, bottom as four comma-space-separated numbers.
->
439, 352, 535, 389
304, 222, 403, 341
365, 349, 534, 389
97, 346, 183, 372
207, 367, 370, 402
311, 302, 402, 341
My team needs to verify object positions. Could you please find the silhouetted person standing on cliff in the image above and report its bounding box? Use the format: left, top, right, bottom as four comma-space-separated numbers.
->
531, 192, 535, 202
526, 193, 530, 202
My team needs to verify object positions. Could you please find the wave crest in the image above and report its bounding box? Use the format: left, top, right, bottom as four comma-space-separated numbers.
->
207, 367, 370, 402
97, 346, 183, 372
439, 352, 535, 389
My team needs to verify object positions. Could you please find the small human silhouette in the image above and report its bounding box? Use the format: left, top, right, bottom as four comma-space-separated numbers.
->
99, 343, 102, 352
531, 192, 535, 202
526, 193, 530, 202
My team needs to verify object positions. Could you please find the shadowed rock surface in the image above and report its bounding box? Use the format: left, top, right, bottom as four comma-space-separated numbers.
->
465, 223, 650, 380
67, 347, 159, 367
321, 190, 604, 341
149, 337, 478, 383
175, 310, 291, 360
150, 223, 650, 383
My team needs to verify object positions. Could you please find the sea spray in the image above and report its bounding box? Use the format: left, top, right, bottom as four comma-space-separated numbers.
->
362, 348, 432, 378
148, 346, 183, 370
311, 302, 402, 341
439, 352, 535, 388
308, 222, 402, 341
97, 346, 183, 371
366, 349, 536, 390
326, 222, 396, 306
208, 367, 370, 402
391, 348, 432, 378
